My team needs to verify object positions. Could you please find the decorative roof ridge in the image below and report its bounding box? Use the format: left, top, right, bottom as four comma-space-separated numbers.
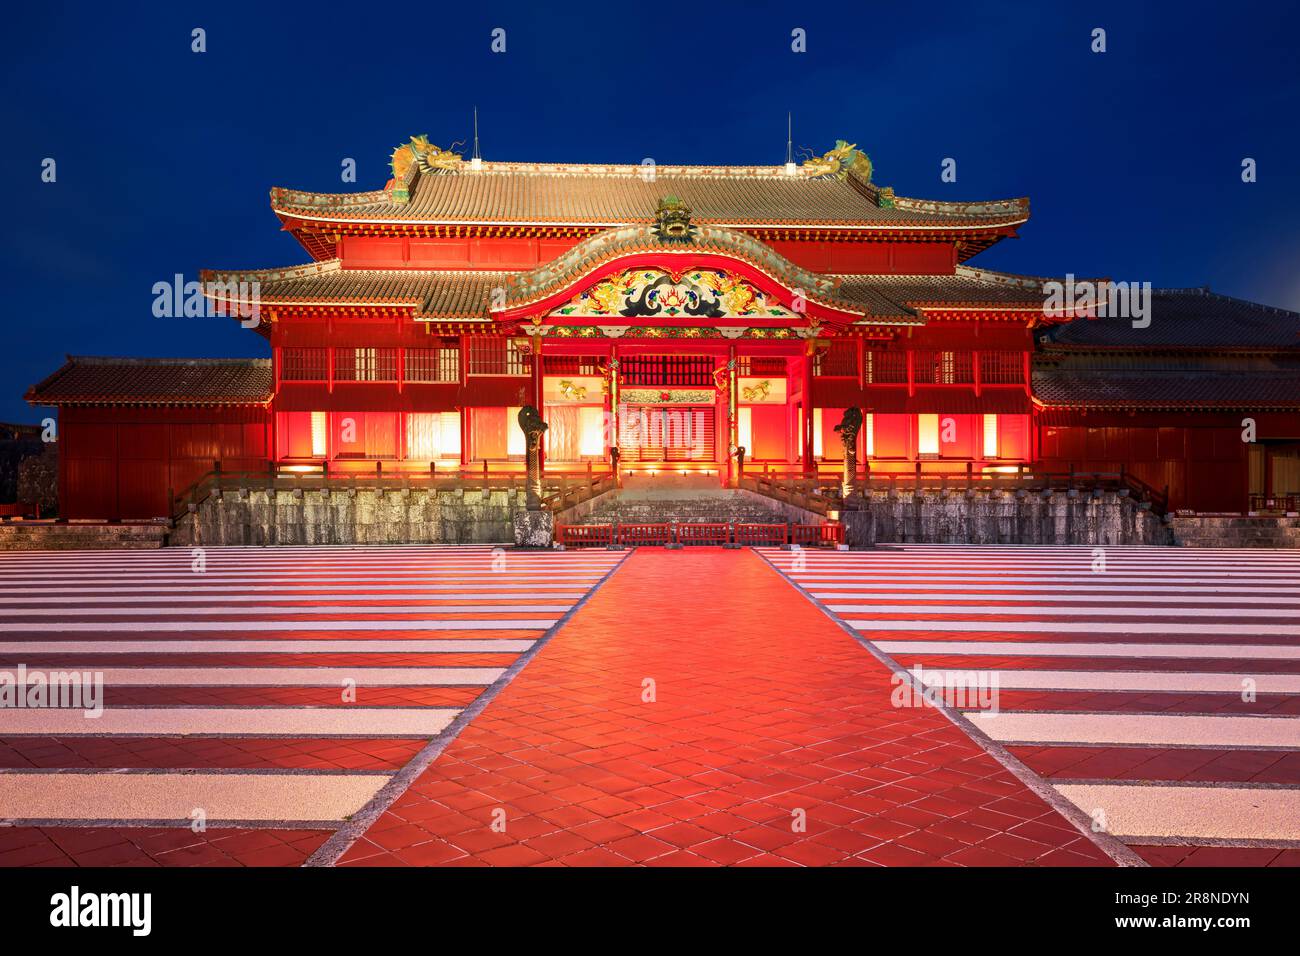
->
65, 355, 272, 367
954, 265, 1078, 291
270, 186, 388, 209
204, 261, 523, 283
202, 259, 343, 284
892, 194, 1029, 218
1150, 286, 1300, 317
501, 219, 861, 314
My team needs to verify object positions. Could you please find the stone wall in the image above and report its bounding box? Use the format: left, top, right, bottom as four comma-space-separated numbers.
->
840, 489, 1171, 547
1170, 514, 1300, 548
169, 486, 528, 547
0, 521, 167, 551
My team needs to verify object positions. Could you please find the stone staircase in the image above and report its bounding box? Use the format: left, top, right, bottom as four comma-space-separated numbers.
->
1170, 514, 1300, 548
575, 489, 790, 527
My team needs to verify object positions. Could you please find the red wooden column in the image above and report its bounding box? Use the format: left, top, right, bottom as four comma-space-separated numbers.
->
458, 334, 469, 469
607, 344, 619, 484
726, 344, 738, 488
801, 348, 814, 475
532, 332, 545, 478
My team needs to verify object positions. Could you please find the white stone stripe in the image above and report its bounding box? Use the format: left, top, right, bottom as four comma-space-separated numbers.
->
805, 584, 1300, 594
0, 573, 612, 583
0, 667, 505, 686
0, 585, 597, 595
790, 571, 1300, 580
1052, 784, 1300, 842
0, 592, 589, 604
0, 707, 459, 737
849, 620, 1300, 635
0, 566, 620, 577
968, 712, 1300, 748
0, 557, 622, 565
874, 640, 1300, 659
0, 619, 558, 633
0, 772, 387, 823
922, 669, 1300, 693
774, 555, 1300, 562
0, 604, 575, 617
0, 639, 534, 654
813, 592, 1300, 604
830, 603, 1298, 619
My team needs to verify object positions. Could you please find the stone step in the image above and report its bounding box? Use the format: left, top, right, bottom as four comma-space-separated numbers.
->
576, 490, 788, 527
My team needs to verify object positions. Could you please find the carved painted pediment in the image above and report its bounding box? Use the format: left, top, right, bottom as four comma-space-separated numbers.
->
553, 268, 794, 320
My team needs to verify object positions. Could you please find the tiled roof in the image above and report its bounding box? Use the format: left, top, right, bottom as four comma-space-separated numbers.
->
843, 266, 1053, 313
270, 162, 1029, 230
203, 260, 1067, 323
26, 356, 273, 407
1042, 288, 1300, 349
202, 261, 505, 319
1033, 354, 1300, 409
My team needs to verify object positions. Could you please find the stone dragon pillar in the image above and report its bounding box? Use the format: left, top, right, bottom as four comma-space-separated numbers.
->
513, 405, 553, 547
518, 405, 548, 510
834, 407, 863, 500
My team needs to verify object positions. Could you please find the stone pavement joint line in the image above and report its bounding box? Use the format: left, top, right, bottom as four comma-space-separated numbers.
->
339, 549, 1117, 867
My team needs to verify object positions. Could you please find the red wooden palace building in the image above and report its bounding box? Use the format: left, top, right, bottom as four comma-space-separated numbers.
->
26, 137, 1300, 519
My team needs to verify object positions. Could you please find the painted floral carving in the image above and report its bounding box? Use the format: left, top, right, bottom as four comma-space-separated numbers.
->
557, 269, 791, 319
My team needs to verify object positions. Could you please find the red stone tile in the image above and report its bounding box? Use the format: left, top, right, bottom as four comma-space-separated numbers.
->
331, 551, 1122, 867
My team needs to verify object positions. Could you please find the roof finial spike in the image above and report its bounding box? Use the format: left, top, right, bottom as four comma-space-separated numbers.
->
470, 107, 483, 171
785, 113, 797, 176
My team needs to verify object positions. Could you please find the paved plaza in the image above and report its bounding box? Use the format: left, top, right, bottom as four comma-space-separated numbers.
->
0, 545, 1295, 866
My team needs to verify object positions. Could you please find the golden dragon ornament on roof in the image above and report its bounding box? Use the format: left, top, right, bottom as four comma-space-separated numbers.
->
390, 135, 464, 181
801, 140, 873, 182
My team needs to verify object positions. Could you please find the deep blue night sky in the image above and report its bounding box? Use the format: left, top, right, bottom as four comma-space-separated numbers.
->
3, 0, 1297, 422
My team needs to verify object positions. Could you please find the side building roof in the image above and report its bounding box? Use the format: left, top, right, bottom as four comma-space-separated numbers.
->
1040, 288, 1300, 350
26, 356, 273, 407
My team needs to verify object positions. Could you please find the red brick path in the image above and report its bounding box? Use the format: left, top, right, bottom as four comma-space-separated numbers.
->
338, 549, 1116, 866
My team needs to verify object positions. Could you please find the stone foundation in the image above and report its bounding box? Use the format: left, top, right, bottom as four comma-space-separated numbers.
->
1170, 514, 1300, 548
169, 486, 529, 547
842, 489, 1170, 547
0, 521, 167, 550
513, 510, 555, 548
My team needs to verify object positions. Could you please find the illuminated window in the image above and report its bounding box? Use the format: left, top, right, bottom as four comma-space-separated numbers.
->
579, 406, 605, 457
506, 406, 526, 457
812, 408, 823, 457
865, 413, 874, 458
737, 407, 753, 453
983, 414, 999, 458
405, 412, 462, 460
310, 411, 327, 457
917, 414, 939, 456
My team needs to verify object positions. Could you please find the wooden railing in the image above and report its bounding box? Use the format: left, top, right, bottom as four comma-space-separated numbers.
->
555, 522, 838, 548
1249, 494, 1299, 513
540, 469, 618, 514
